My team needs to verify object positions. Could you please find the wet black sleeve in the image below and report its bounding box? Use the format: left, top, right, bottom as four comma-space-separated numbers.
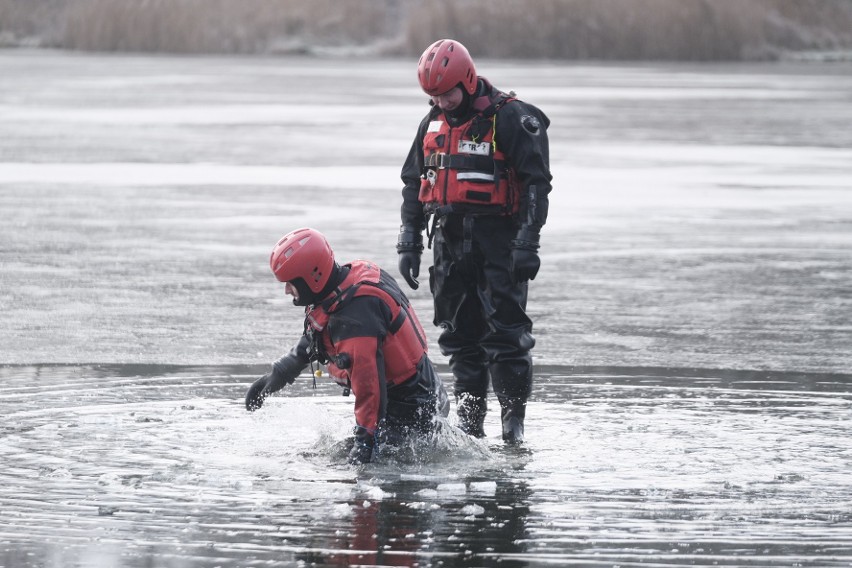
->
400, 113, 433, 230
495, 100, 553, 227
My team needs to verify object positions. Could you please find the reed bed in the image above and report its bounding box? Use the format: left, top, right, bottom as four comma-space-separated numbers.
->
2, 0, 852, 59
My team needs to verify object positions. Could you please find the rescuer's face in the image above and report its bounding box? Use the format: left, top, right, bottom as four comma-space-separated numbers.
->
432, 86, 464, 112
285, 282, 299, 302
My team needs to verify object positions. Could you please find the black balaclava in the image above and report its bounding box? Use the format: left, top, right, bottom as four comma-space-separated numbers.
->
290, 263, 349, 307
443, 81, 476, 126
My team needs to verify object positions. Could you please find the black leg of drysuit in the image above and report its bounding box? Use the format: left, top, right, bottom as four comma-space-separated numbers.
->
430, 215, 535, 439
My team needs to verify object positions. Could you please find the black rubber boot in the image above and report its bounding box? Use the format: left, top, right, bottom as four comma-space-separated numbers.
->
490, 360, 532, 445
456, 393, 487, 438
499, 398, 526, 444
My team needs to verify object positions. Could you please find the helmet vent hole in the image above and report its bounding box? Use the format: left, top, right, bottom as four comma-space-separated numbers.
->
284, 247, 295, 258
440, 56, 449, 68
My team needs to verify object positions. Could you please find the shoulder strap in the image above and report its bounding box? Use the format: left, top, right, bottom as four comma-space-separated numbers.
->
476, 89, 517, 119
315, 263, 427, 349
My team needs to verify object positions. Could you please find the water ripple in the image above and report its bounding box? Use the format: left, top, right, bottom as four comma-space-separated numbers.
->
1, 365, 851, 567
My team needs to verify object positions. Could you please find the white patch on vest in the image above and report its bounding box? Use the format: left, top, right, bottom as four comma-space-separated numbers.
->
427, 120, 443, 133
457, 172, 494, 182
457, 140, 490, 155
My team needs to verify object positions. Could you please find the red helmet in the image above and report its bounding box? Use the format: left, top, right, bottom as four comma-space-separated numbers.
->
417, 39, 477, 96
270, 228, 336, 304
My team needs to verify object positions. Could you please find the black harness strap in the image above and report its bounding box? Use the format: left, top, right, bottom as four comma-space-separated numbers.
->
424, 153, 495, 171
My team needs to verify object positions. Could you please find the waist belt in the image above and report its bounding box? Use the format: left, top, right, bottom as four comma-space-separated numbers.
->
424, 152, 496, 171
424, 202, 508, 217
425, 202, 512, 249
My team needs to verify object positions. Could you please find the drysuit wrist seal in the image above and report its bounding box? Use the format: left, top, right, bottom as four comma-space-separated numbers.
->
396, 225, 424, 253
511, 225, 541, 252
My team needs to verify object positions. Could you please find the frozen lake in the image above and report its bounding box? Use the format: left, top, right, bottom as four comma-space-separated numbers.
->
1, 51, 852, 566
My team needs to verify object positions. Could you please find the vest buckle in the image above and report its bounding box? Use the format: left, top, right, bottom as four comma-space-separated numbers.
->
431, 152, 449, 169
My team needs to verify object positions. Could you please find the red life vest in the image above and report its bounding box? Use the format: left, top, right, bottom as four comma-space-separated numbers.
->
304, 260, 428, 389
419, 86, 520, 214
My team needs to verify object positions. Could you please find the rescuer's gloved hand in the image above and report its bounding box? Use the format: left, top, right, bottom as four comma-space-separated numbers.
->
398, 252, 421, 290
348, 426, 375, 465
397, 225, 424, 290
510, 225, 541, 284
245, 374, 271, 411
245, 335, 311, 411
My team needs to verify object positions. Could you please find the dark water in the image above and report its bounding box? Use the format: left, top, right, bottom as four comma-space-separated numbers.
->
2, 364, 851, 567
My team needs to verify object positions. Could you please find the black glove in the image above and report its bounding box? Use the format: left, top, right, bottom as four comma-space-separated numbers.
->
245, 374, 271, 411
510, 225, 541, 284
245, 335, 311, 412
348, 426, 375, 465
397, 225, 424, 290
398, 252, 421, 290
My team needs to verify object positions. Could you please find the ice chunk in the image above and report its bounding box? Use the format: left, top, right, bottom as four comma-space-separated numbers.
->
436, 483, 467, 494
460, 504, 485, 516
469, 481, 497, 494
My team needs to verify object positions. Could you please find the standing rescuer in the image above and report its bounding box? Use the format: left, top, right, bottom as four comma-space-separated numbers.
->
246, 228, 449, 464
397, 38, 552, 444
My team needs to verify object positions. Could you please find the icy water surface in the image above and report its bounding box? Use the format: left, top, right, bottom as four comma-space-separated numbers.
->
2, 52, 852, 566
2, 52, 851, 371
2, 364, 851, 567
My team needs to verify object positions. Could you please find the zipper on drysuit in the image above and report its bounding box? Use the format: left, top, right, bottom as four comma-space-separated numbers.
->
441, 123, 453, 206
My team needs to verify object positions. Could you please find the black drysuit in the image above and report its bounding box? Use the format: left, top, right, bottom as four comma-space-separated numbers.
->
400, 77, 552, 418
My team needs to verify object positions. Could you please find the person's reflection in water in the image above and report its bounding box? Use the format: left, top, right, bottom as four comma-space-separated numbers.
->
315, 479, 531, 567
437, 480, 532, 567
320, 498, 426, 567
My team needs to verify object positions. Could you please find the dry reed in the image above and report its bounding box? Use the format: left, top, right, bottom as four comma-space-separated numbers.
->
406, 0, 852, 60
2, 0, 852, 59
